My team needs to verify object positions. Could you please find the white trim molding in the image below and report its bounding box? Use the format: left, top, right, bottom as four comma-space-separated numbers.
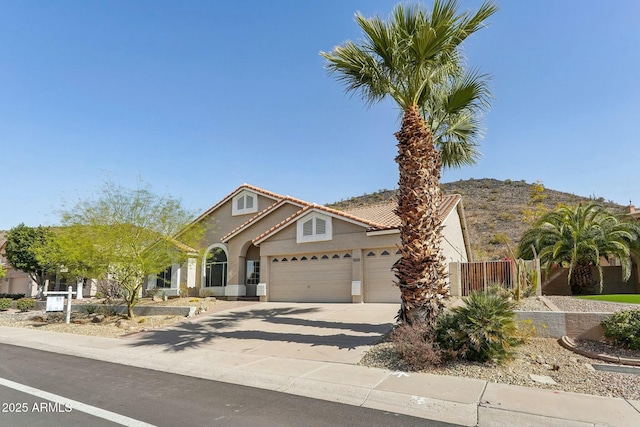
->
232, 190, 258, 216
296, 212, 332, 243
366, 229, 400, 237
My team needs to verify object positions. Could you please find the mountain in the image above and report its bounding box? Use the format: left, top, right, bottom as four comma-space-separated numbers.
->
326, 178, 626, 260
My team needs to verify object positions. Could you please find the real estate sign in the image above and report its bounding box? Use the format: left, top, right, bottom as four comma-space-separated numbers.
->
46, 296, 64, 312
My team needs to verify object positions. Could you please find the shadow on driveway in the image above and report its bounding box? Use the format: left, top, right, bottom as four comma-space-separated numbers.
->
125, 305, 393, 353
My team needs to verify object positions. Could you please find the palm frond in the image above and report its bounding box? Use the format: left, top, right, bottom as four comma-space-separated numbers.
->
322, 1, 497, 114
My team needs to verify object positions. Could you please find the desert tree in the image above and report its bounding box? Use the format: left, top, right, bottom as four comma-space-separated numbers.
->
55, 180, 203, 318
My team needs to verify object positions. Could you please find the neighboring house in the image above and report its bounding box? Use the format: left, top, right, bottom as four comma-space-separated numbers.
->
0, 232, 38, 297
0, 231, 95, 298
626, 204, 640, 221
147, 184, 471, 303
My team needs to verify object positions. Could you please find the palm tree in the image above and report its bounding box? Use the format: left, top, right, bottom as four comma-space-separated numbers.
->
321, 1, 497, 325
518, 203, 640, 295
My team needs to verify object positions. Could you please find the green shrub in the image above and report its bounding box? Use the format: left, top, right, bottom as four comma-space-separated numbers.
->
0, 298, 12, 311
601, 310, 640, 350
487, 283, 511, 299
436, 291, 522, 363
16, 298, 35, 312
391, 322, 443, 371
99, 305, 119, 316
82, 304, 100, 315
94, 291, 104, 299
0, 293, 26, 300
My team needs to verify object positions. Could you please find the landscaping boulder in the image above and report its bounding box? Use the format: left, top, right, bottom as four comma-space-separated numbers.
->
91, 314, 106, 323
116, 319, 132, 329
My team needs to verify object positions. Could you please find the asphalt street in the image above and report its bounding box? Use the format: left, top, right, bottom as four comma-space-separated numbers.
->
0, 344, 460, 427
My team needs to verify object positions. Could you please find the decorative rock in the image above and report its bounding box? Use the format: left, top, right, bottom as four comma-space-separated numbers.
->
152, 296, 163, 302
529, 374, 557, 385
116, 319, 132, 329
92, 314, 106, 323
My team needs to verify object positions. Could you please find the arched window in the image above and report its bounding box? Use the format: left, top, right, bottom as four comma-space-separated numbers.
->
204, 245, 228, 287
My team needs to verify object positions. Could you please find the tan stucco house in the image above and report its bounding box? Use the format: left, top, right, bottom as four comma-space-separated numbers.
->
147, 184, 471, 303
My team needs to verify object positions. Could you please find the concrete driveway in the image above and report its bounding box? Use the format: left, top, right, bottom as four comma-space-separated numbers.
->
126, 302, 399, 364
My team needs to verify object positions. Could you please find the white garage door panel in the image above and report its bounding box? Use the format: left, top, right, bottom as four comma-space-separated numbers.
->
364, 249, 401, 303
270, 257, 352, 302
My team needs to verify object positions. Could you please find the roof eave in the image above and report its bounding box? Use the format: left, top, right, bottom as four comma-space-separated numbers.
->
365, 228, 400, 236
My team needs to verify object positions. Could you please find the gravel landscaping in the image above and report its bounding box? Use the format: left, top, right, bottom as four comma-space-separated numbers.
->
545, 295, 640, 313
360, 296, 640, 401
0, 297, 225, 339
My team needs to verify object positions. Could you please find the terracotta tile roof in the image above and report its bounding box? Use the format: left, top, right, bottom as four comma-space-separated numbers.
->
252, 203, 388, 244
340, 194, 462, 231
167, 237, 198, 254
189, 184, 463, 245
341, 201, 400, 229
252, 195, 461, 244
438, 194, 462, 222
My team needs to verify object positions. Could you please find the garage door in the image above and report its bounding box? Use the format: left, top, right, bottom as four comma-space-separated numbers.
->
269, 253, 352, 302
364, 249, 401, 303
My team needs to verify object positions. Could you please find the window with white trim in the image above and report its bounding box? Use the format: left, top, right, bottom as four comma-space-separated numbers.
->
296, 213, 332, 243
204, 248, 227, 287
156, 266, 172, 288
232, 191, 258, 216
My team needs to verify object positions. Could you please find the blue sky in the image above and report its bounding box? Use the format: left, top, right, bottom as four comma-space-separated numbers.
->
2, 0, 639, 230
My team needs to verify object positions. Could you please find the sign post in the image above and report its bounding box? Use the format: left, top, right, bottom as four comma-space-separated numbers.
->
44, 286, 76, 324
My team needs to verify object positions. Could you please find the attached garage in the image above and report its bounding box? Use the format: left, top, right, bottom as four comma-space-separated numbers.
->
363, 248, 401, 303
269, 253, 353, 302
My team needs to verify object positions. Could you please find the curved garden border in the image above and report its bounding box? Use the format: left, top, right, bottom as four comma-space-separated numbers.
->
558, 336, 640, 367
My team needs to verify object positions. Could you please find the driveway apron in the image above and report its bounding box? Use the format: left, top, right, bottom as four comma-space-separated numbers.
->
124, 302, 399, 364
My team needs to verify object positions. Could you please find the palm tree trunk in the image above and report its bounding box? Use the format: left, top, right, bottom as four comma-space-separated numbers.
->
569, 263, 594, 295
393, 105, 448, 326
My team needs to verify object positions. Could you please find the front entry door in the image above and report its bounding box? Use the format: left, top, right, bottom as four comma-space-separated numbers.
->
245, 260, 260, 296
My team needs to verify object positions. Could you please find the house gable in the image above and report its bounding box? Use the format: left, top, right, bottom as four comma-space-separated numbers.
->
189, 184, 282, 233
190, 185, 284, 244
253, 204, 383, 245
221, 197, 308, 243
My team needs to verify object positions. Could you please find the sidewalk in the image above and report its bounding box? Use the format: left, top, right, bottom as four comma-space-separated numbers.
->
0, 319, 639, 426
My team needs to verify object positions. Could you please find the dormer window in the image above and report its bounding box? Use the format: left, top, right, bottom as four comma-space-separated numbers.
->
232, 190, 258, 216
297, 213, 332, 243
